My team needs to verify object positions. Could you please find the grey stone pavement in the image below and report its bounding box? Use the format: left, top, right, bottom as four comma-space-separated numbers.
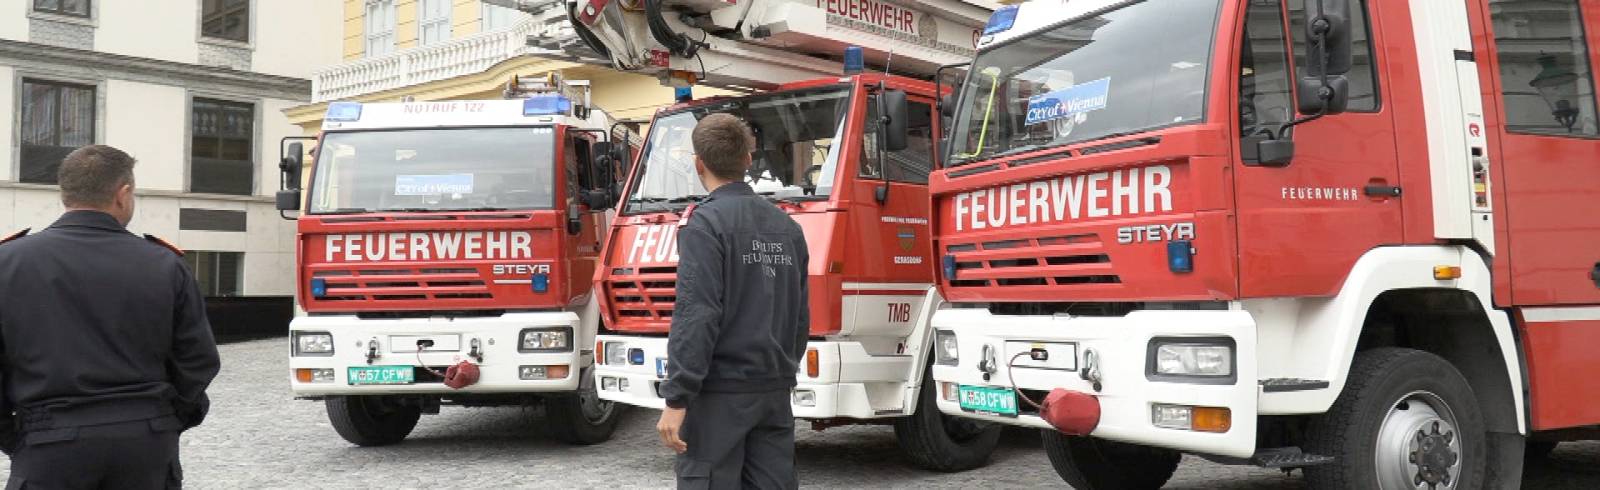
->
3, 337, 1597, 488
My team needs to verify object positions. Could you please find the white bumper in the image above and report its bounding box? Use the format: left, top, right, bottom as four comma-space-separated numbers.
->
929, 307, 1259, 458
288, 311, 587, 396
592, 335, 916, 419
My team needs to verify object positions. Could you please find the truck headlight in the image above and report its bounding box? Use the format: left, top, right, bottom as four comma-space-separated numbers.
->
293, 332, 334, 356
603, 341, 629, 366
934, 330, 959, 365
1148, 337, 1234, 381
519, 327, 573, 352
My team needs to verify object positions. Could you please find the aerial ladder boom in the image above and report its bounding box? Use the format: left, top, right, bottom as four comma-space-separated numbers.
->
516, 0, 992, 90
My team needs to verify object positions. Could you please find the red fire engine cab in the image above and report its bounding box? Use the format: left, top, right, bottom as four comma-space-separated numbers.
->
543, 0, 1006, 472
276, 77, 634, 447
928, 0, 1600, 488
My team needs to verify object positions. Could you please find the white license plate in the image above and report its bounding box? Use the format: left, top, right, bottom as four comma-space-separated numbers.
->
656, 357, 668, 378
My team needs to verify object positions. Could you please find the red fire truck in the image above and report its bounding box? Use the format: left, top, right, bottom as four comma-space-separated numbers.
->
543, 0, 1007, 471
275, 77, 635, 446
927, 0, 1600, 488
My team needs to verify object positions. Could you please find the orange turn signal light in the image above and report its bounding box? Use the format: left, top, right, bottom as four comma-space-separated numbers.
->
294, 368, 314, 383
1433, 265, 1462, 280
595, 340, 605, 364
806, 348, 820, 378
1192, 406, 1232, 433
546, 364, 571, 380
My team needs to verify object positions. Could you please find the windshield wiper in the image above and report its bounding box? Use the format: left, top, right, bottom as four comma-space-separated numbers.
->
373, 208, 433, 213
314, 208, 372, 215
445, 206, 509, 212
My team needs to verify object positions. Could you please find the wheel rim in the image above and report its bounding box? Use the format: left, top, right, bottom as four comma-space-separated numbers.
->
576, 367, 615, 424
1374, 390, 1463, 490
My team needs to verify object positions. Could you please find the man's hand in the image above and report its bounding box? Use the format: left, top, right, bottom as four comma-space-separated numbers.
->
657, 407, 688, 454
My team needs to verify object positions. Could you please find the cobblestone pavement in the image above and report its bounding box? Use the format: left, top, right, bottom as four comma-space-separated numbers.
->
3, 338, 1596, 488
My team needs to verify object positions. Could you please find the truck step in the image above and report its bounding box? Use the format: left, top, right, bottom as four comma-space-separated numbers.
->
1259, 378, 1330, 393
1250, 447, 1336, 468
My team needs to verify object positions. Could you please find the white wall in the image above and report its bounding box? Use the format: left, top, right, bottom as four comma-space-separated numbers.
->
95, 0, 200, 64
257, 97, 304, 196
0, 0, 26, 42
0, 65, 13, 182
105, 80, 188, 192
254, 0, 344, 79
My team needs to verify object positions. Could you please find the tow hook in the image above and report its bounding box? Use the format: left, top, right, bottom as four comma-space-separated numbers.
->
365, 338, 381, 365
1079, 348, 1102, 392
469, 337, 484, 363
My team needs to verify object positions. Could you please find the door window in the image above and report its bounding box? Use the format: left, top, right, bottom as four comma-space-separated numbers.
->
1489, 0, 1598, 135
861, 98, 934, 184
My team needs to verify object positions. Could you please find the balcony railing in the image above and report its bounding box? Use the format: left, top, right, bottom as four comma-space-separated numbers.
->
313, 17, 551, 103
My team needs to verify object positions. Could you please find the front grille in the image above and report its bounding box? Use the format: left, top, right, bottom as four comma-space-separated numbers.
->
606, 266, 677, 326
943, 234, 1121, 291
313, 267, 492, 302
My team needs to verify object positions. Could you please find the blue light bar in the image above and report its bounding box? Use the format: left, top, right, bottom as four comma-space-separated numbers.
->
523, 94, 572, 116
531, 272, 550, 293
984, 5, 1019, 35
325, 102, 363, 122
843, 46, 864, 75
942, 255, 958, 280
628, 348, 645, 365
675, 86, 693, 103
1167, 240, 1194, 273
310, 278, 328, 298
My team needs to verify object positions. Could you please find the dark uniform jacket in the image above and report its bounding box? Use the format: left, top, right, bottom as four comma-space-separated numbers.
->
0, 211, 221, 446
661, 182, 810, 409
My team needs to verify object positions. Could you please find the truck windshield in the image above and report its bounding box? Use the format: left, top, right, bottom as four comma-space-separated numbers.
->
307, 127, 556, 214
946, 0, 1220, 166
623, 86, 852, 214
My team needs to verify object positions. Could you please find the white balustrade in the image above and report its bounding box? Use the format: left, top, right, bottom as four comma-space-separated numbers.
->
312, 18, 539, 102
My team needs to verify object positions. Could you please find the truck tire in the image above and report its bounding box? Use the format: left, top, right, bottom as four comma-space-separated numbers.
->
326, 395, 422, 447
893, 373, 1002, 472
544, 366, 626, 445
1043, 432, 1180, 489
1304, 348, 1487, 490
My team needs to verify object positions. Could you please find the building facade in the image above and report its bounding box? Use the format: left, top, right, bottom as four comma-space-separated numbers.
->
0, 0, 341, 313
286, 0, 735, 134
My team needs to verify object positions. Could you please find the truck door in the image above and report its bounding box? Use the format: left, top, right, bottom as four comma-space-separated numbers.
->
1231, 0, 1404, 297
1481, 0, 1600, 306
563, 131, 605, 302
854, 95, 937, 285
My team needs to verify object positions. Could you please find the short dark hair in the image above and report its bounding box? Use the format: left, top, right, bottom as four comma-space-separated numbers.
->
59, 145, 136, 208
691, 113, 754, 181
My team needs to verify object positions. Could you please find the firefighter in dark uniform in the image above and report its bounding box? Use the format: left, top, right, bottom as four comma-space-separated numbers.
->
0, 145, 222, 489
656, 113, 810, 489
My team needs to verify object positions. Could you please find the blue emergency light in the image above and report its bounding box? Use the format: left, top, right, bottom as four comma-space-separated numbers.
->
984, 5, 1019, 35
675, 86, 693, 103
942, 255, 958, 280
1167, 240, 1194, 274
531, 272, 550, 293
310, 278, 328, 298
628, 348, 645, 365
523, 94, 572, 116
843, 46, 864, 75
325, 102, 363, 122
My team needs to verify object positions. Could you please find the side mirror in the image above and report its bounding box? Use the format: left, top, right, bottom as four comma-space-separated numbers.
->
939, 93, 957, 118
1298, 0, 1353, 115
280, 141, 305, 190
566, 202, 583, 235
276, 190, 302, 211
880, 89, 909, 152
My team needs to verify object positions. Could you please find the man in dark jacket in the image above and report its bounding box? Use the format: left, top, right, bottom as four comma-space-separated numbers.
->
656, 113, 810, 489
0, 145, 222, 489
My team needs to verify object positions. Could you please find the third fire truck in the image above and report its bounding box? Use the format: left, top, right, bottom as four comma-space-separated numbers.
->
928, 0, 1600, 488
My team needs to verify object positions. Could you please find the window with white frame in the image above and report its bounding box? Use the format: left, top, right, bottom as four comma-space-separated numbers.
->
365, 0, 396, 56
480, 3, 528, 32
418, 0, 451, 46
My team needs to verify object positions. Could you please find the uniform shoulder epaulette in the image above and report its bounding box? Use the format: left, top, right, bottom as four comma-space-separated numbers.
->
143, 234, 184, 257
677, 203, 699, 227
0, 228, 29, 246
